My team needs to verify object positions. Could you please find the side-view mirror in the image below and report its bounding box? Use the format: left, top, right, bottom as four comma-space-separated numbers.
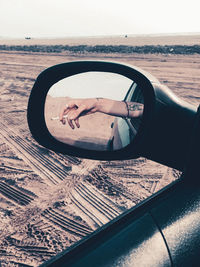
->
27, 61, 197, 171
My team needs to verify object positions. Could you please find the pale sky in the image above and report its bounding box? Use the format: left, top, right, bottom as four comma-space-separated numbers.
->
48, 72, 132, 99
0, 0, 199, 38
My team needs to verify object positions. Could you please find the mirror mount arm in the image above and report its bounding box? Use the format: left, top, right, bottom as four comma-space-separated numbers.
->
139, 87, 197, 171
182, 105, 200, 180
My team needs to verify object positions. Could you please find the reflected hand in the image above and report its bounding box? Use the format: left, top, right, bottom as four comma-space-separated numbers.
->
59, 98, 98, 129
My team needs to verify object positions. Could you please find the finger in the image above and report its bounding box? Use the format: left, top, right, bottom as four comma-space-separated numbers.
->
66, 109, 76, 129
67, 117, 75, 129
68, 104, 87, 120
59, 104, 69, 123
59, 103, 77, 123
74, 118, 80, 128
67, 101, 78, 109
59, 102, 78, 120
62, 116, 66, 125
68, 109, 78, 121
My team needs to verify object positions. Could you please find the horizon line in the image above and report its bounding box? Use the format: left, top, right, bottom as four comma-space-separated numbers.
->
1, 32, 200, 40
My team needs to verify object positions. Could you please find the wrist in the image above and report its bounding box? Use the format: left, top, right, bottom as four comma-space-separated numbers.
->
123, 101, 129, 117
95, 97, 103, 112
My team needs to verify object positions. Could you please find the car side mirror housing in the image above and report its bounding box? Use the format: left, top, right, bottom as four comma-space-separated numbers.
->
27, 61, 197, 171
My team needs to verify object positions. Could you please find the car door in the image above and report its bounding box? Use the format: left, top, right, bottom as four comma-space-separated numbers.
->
108, 82, 144, 150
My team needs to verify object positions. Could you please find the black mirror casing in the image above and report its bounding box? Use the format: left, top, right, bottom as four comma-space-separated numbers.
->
27, 61, 155, 160
27, 61, 197, 171
141, 83, 197, 171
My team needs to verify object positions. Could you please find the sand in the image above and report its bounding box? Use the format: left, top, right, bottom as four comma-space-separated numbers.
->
1, 34, 200, 46
0, 35, 199, 266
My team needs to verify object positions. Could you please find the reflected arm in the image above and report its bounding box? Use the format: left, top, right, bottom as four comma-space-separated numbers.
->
59, 98, 143, 129
96, 98, 143, 118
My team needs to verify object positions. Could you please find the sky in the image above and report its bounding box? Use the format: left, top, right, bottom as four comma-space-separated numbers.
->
48, 72, 132, 99
0, 0, 199, 38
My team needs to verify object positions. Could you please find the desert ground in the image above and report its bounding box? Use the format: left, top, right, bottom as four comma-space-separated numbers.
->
1, 34, 200, 46
0, 35, 200, 266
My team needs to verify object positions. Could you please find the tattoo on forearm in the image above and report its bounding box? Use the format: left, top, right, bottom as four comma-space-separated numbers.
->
127, 103, 143, 111
124, 102, 143, 117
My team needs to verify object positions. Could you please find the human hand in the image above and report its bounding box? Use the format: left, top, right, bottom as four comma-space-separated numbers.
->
59, 98, 98, 129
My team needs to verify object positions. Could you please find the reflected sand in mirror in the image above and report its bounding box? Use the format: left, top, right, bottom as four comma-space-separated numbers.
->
45, 95, 115, 150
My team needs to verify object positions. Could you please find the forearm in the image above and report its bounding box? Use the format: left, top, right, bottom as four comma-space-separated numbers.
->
95, 98, 143, 118
59, 97, 143, 129
95, 98, 127, 117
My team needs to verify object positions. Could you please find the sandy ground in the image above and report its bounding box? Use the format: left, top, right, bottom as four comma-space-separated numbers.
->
1, 34, 200, 46
0, 36, 200, 266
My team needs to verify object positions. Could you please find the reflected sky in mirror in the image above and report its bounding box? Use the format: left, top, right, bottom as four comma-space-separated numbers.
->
48, 72, 132, 100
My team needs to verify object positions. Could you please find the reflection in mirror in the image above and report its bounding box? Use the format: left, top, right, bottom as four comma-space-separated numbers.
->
45, 72, 144, 151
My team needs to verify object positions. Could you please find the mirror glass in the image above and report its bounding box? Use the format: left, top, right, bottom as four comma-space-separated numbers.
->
45, 72, 144, 151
